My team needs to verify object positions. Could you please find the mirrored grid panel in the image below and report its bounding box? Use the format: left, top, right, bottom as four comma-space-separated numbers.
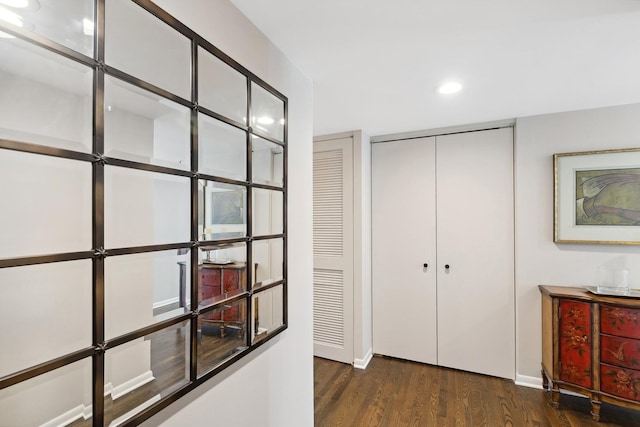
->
252, 238, 284, 288
251, 82, 284, 142
0, 150, 91, 259
197, 299, 247, 377
104, 321, 190, 427
105, 166, 190, 249
105, 249, 191, 340
253, 188, 284, 236
198, 114, 246, 181
0, 357, 92, 427
105, 0, 190, 99
198, 46, 247, 125
104, 76, 190, 170
0, 0, 94, 56
252, 284, 284, 343
199, 180, 247, 241
0, 260, 91, 377
0, 36, 92, 152
252, 136, 283, 187
198, 243, 247, 308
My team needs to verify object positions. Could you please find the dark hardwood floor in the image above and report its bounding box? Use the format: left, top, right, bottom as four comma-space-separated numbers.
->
314, 355, 640, 427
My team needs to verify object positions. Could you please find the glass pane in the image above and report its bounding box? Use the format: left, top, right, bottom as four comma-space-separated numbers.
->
197, 299, 247, 377
105, 249, 191, 340
0, 0, 94, 56
252, 188, 283, 236
0, 37, 92, 152
198, 114, 246, 181
104, 321, 190, 426
251, 83, 284, 142
199, 180, 247, 241
252, 136, 283, 187
252, 238, 284, 288
252, 284, 284, 343
0, 260, 91, 377
0, 358, 92, 427
105, 0, 190, 99
104, 76, 190, 170
0, 150, 91, 259
105, 166, 190, 249
198, 243, 247, 308
198, 47, 246, 124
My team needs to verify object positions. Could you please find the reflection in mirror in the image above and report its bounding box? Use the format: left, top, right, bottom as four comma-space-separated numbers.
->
0, 357, 92, 427
198, 46, 247, 124
197, 299, 247, 377
198, 180, 247, 241
198, 243, 247, 308
104, 76, 190, 170
252, 238, 283, 288
0, 0, 94, 56
252, 188, 283, 236
104, 321, 190, 426
0, 37, 92, 152
198, 114, 246, 181
252, 285, 284, 343
251, 82, 284, 142
0, 150, 92, 259
105, 249, 191, 340
252, 136, 283, 187
0, 260, 91, 377
105, 166, 190, 249
105, 0, 190, 98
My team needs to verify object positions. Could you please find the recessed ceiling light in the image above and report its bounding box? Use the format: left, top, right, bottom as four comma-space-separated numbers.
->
0, 5, 23, 38
257, 116, 274, 125
438, 81, 462, 95
0, 0, 29, 8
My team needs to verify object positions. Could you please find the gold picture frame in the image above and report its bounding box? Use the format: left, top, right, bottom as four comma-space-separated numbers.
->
554, 147, 640, 245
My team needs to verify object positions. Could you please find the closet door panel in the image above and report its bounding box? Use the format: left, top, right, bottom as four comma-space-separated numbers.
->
372, 137, 437, 364
436, 128, 515, 379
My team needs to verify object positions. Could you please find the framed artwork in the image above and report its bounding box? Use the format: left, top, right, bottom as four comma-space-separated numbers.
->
554, 147, 640, 244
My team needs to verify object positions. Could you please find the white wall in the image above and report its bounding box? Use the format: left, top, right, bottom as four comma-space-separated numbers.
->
143, 0, 314, 426
515, 103, 640, 385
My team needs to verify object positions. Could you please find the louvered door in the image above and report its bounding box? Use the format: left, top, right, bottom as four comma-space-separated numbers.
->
313, 137, 354, 363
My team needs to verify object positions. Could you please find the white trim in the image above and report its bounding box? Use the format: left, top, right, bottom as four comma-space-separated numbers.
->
38, 404, 89, 427
110, 394, 161, 427
353, 348, 373, 370
515, 374, 543, 389
152, 297, 179, 309
314, 130, 357, 142
106, 370, 155, 400
371, 119, 516, 143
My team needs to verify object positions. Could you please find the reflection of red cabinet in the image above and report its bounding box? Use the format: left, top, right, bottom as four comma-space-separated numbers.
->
199, 263, 246, 337
540, 285, 640, 421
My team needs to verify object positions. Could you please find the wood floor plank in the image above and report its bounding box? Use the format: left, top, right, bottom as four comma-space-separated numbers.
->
314, 355, 640, 427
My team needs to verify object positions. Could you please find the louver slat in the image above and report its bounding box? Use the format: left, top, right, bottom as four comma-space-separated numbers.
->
313, 268, 344, 347
313, 149, 343, 257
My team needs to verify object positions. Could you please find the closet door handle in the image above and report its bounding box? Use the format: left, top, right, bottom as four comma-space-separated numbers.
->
444, 264, 450, 270
423, 263, 429, 268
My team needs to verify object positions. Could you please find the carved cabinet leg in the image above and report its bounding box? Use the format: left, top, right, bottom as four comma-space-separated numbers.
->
551, 385, 560, 409
590, 399, 601, 422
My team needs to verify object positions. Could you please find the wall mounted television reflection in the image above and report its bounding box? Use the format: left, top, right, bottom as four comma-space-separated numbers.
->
0, 0, 287, 426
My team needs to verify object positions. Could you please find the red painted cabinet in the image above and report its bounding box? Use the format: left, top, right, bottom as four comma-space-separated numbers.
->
540, 286, 640, 421
198, 263, 246, 337
559, 300, 592, 388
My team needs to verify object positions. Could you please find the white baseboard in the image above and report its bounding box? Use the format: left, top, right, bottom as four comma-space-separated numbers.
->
354, 348, 373, 370
153, 297, 179, 309
106, 370, 155, 400
38, 404, 90, 427
515, 374, 543, 389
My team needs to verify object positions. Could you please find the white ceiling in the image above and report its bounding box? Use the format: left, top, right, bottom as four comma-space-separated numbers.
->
230, 0, 640, 137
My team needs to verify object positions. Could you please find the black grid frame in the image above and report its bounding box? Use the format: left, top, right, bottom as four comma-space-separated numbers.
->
0, 0, 288, 425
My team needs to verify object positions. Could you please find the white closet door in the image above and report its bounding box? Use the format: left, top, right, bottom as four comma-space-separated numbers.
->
372, 137, 437, 364
313, 137, 354, 363
436, 128, 515, 379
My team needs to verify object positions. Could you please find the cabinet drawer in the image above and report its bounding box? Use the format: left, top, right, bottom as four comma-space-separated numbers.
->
601, 363, 640, 402
601, 305, 640, 339
601, 334, 640, 370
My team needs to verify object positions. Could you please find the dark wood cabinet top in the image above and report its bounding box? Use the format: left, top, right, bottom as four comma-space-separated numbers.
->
539, 285, 640, 308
